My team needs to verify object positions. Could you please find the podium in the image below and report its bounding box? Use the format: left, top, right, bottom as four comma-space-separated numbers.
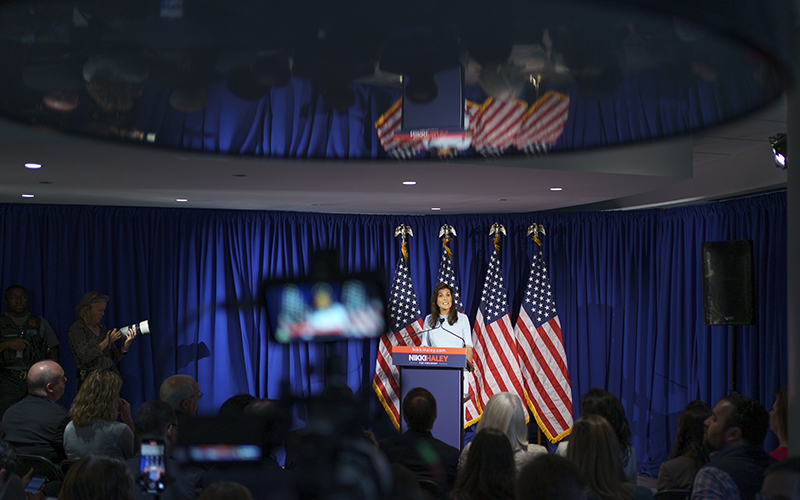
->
392, 345, 466, 450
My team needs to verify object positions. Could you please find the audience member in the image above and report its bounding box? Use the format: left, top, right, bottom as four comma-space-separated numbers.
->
200, 400, 293, 500
0, 285, 59, 417
379, 387, 460, 492
68, 292, 138, 391
1, 360, 70, 461
761, 457, 800, 500
517, 454, 585, 500
657, 400, 712, 491
690, 393, 773, 500
125, 400, 204, 500
566, 414, 654, 500
460, 392, 546, 474
160, 375, 202, 416
218, 394, 256, 418
559, 388, 638, 483
452, 428, 516, 500
59, 453, 134, 500
388, 464, 425, 500
0, 440, 29, 500
198, 481, 253, 500
64, 370, 135, 460
768, 388, 788, 461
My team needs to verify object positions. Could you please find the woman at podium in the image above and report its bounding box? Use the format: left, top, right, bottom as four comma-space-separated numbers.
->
423, 283, 474, 369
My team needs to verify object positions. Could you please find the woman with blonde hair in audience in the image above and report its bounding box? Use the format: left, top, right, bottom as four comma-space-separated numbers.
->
63, 370, 135, 460
459, 392, 546, 473
451, 428, 516, 500
566, 414, 654, 500
59, 453, 134, 500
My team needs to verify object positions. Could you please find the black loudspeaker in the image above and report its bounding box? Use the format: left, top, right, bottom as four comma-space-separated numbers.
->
702, 240, 756, 326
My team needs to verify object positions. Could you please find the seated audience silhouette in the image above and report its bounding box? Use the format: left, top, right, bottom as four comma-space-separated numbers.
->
200, 399, 293, 500
125, 400, 205, 500
459, 392, 546, 474
1, 360, 70, 462
658, 400, 712, 491
63, 370, 135, 460
378, 387, 460, 492
217, 394, 256, 418
558, 388, 638, 483
517, 454, 585, 500
0, 440, 30, 500
566, 414, 654, 500
451, 428, 516, 500
59, 453, 135, 500
198, 481, 253, 500
160, 375, 202, 417
690, 393, 773, 500
760, 457, 800, 500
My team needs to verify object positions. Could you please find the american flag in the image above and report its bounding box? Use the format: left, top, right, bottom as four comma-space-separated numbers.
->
373, 255, 424, 430
515, 91, 570, 154
514, 243, 573, 442
468, 248, 527, 424
471, 98, 527, 156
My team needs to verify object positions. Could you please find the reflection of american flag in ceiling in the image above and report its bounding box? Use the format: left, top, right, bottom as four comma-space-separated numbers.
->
471, 98, 527, 153
515, 91, 570, 154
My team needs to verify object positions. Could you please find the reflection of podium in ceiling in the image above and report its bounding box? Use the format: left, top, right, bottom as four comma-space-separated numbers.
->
396, 67, 469, 151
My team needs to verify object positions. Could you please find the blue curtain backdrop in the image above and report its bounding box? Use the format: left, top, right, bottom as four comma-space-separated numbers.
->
0, 191, 786, 475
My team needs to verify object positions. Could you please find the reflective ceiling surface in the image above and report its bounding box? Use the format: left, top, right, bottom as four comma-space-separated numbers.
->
0, 0, 792, 163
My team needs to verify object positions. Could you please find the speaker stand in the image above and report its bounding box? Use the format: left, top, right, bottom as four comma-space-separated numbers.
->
729, 325, 738, 394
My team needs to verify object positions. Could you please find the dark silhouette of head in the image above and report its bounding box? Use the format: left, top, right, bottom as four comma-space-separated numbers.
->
454, 428, 515, 500
672, 400, 712, 467
402, 387, 437, 432
517, 454, 585, 500
404, 74, 437, 104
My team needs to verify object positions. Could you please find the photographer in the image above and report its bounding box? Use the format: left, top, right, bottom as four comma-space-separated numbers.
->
68, 292, 138, 390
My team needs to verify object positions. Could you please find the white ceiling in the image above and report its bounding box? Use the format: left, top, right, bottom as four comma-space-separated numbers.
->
0, 97, 787, 215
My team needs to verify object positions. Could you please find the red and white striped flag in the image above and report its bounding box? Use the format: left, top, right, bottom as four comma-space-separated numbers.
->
467, 246, 527, 425
514, 238, 573, 442
471, 98, 527, 155
515, 91, 570, 154
373, 254, 424, 430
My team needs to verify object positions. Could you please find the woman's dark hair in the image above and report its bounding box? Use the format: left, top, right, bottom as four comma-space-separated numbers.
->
671, 400, 712, 467
580, 388, 632, 466
429, 283, 458, 329
59, 453, 134, 500
198, 481, 253, 500
452, 428, 515, 500
565, 415, 631, 500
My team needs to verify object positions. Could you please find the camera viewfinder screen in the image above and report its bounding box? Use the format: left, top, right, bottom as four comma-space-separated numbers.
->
140, 441, 166, 493
265, 278, 385, 343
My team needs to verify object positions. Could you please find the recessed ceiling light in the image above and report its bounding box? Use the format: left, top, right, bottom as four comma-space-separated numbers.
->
232, 174, 247, 177
24, 163, 41, 169
176, 198, 188, 202
38, 181, 52, 185
550, 187, 563, 191
403, 181, 417, 185
21, 194, 34, 198
431, 207, 441, 211
498, 198, 507, 201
